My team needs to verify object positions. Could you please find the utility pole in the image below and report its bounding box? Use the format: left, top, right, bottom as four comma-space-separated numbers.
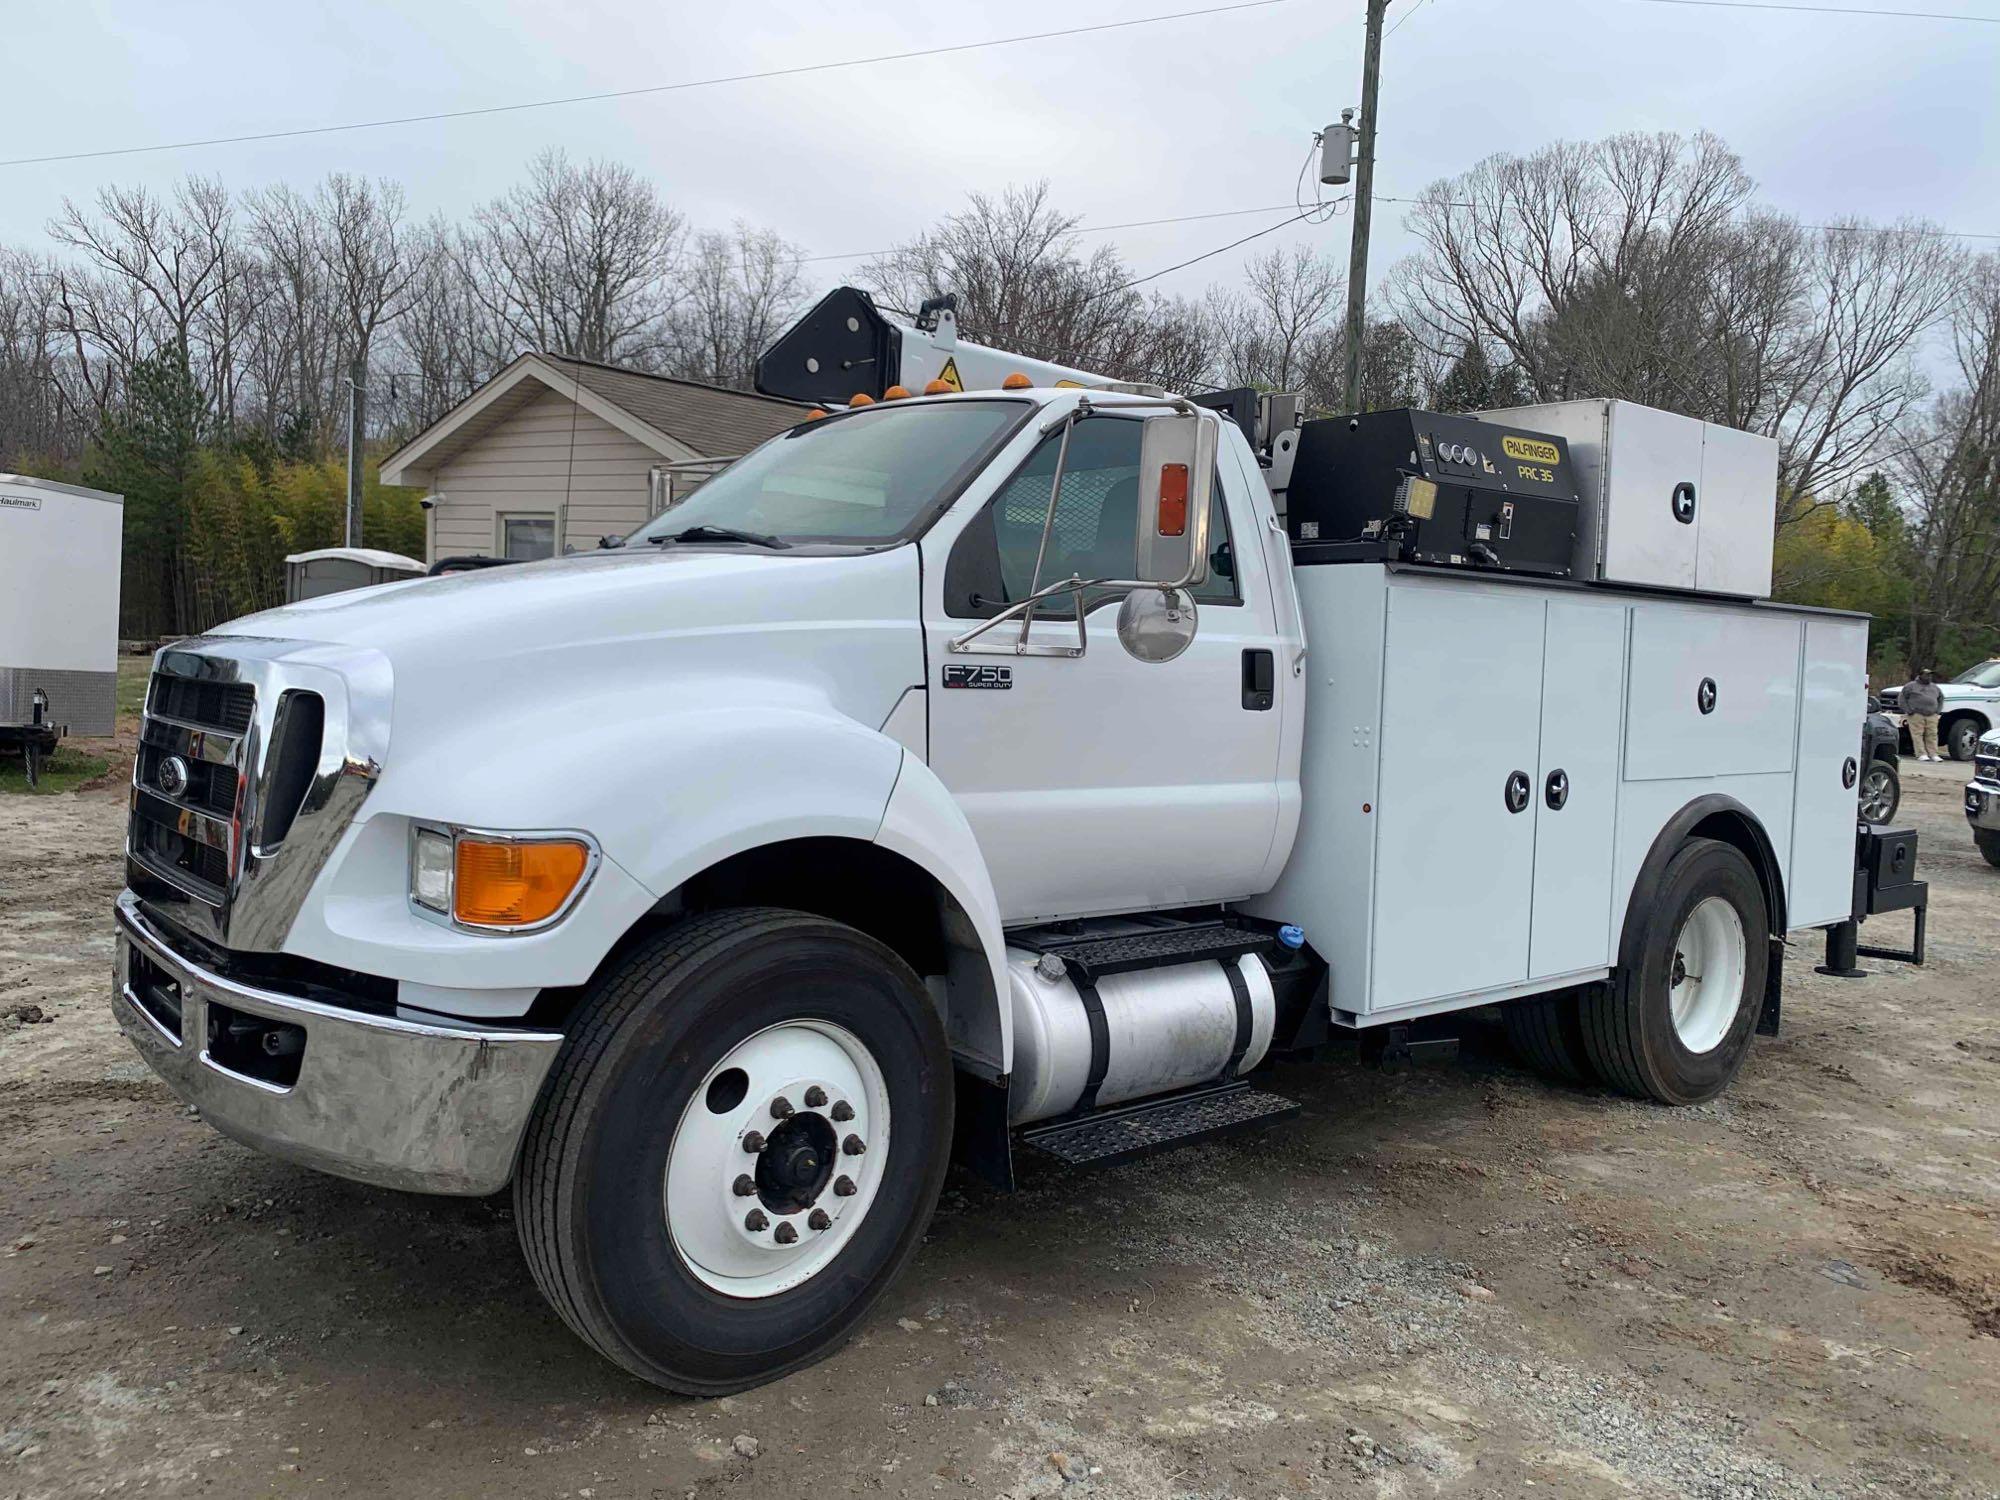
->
1341, 0, 1389, 415
344, 356, 366, 548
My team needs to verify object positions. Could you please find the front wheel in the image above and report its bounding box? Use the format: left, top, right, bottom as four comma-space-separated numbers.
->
1947, 718, 1983, 762
514, 908, 953, 1394
1858, 760, 1900, 825
1976, 829, 2000, 869
1582, 839, 1769, 1105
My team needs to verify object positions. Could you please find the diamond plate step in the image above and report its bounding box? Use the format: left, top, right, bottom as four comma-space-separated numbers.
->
1028, 924, 1273, 981
1020, 1083, 1300, 1169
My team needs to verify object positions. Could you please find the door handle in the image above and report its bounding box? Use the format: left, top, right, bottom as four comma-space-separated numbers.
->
1545, 768, 1569, 810
1672, 481, 1697, 525
1241, 649, 1274, 711
1505, 770, 1531, 814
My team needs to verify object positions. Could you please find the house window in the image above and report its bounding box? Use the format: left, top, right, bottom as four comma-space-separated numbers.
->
499, 513, 556, 561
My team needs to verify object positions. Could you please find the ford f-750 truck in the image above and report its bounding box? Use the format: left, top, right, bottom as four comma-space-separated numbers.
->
112, 287, 1922, 1394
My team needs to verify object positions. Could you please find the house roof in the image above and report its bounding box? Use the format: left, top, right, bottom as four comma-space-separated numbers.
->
379, 353, 812, 488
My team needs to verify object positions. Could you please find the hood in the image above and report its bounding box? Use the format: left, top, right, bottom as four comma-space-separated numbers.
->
222, 546, 884, 653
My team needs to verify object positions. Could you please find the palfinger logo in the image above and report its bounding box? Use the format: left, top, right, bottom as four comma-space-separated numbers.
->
1501, 435, 1560, 465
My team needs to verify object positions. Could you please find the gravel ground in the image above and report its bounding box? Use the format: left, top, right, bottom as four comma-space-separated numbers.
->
2, 752, 1997, 1499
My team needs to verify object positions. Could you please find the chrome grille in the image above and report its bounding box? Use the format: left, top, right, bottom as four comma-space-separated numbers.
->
124, 638, 391, 952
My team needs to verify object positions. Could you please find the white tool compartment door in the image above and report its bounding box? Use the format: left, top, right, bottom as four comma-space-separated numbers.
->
1602, 402, 1701, 590
1529, 599, 1627, 977
1623, 607, 1801, 780
1789, 616, 1867, 929
1694, 422, 1779, 598
1371, 581, 1546, 1009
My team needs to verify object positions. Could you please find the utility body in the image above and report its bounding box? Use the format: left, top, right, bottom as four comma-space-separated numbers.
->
113, 288, 1917, 1392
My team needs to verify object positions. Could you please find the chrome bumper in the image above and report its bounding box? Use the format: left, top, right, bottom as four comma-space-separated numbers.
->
112, 891, 562, 1195
1966, 780, 2000, 832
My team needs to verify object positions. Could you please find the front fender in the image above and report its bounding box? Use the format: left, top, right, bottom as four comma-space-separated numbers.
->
877, 751, 1011, 1075
293, 700, 906, 992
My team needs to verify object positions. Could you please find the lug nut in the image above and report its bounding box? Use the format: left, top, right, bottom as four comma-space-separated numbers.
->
833, 1175, 857, 1197
770, 1095, 794, 1119
744, 1209, 769, 1232
842, 1134, 866, 1156
741, 1130, 766, 1154
773, 1221, 799, 1245
808, 1208, 832, 1231
831, 1100, 855, 1122
804, 1085, 828, 1108
732, 1174, 756, 1197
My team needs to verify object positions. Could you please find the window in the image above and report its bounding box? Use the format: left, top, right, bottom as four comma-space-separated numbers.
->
500, 514, 555, 561
622, 400, 1028, 547
942, 416, 1240, 618
1951, 660, 2000, 688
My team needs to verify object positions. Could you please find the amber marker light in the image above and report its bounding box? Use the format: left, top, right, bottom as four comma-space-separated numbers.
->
882, 385, 911, 400
924, 379, 954, 395
453, 835, 593, 929
848, 392, 875, 405
1001, 373, 1032, 390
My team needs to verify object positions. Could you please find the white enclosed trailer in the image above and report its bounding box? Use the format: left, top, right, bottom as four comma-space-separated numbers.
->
107, 287, 1923, 1394
0, 474, 124, 738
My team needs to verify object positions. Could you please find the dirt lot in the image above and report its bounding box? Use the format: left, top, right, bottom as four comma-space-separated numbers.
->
3, 744, 1998, 1499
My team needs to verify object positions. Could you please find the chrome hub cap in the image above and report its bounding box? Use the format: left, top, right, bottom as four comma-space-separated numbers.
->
1667, 896, 1747, 1054
666, 1020, 888, 1298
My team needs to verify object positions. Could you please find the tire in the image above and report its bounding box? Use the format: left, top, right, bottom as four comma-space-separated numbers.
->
1858, 760, 1900, 825
514, 907, 953, 1394
1946, 717, 1983, 762
1503, 989, 1596, 1084
1582, 839, 1769, 1106
1976, 830, 2000, 869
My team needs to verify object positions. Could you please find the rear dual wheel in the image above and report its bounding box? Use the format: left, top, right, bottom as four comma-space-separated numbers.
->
515, 908, 952, 1394
1582, 838, 1768, 1105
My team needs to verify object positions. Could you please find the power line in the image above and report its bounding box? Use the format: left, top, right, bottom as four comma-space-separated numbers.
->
795, 201, 1312, 266
1115, 205, 1339, 292
0, 0, 1293, 170
1624, 0, 2000, 21
1372, 194, 2000, 239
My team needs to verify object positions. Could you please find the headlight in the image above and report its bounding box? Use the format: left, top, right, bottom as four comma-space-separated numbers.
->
409, 825, 598, 932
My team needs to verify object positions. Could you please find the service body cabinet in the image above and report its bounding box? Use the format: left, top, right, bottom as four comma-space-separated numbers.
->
1475, 399, 1778, 598
1246, 563, 1861, 1024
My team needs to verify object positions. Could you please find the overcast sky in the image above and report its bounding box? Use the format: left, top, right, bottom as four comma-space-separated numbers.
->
6, 0, 1996, 311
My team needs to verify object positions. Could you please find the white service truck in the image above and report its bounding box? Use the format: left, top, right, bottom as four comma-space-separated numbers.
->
112, 288, 1925, 1393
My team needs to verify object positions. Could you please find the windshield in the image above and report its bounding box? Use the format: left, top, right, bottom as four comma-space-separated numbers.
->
1952, 660, 2000, 688
625, 399, 1028, 548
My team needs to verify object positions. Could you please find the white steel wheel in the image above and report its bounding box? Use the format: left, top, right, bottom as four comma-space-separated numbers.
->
1666, 895, 1747, 1055
666, 1019, 890, 1299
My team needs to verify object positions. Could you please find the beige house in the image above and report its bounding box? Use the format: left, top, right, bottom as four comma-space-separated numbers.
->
380, 353, 811, 563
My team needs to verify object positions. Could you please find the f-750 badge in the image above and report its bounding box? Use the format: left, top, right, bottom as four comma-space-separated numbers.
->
943, 665, 1012, 689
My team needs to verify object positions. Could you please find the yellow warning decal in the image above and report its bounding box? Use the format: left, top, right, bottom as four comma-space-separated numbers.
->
1501, 434, 1560, 465
935, 356, 963, 392
1054, 379, 1088, 389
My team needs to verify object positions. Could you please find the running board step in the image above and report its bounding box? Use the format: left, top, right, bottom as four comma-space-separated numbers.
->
1024, 923, 1274, 982
1020, 1082, 1300, 1169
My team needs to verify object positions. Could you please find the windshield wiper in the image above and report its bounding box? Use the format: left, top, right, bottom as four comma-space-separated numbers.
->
648, 524, 791, 550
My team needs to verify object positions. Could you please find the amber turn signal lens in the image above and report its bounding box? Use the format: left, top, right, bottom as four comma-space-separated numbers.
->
1156, 462, 1189, 537
453, 838, 590, 927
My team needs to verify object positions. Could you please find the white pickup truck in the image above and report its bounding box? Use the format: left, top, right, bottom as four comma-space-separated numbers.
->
113, 290, 1908, 1394
1881, 660, 2000, 762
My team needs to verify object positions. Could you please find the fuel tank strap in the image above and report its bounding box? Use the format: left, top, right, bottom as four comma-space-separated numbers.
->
1220, 959, 1254, 1080
1075, 977, 1111, 1114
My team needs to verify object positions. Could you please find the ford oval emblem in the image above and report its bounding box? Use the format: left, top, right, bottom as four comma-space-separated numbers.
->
156, 754, 191, 799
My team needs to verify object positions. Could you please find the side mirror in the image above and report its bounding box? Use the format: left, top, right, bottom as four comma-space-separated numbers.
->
1132, 411, 1217, 588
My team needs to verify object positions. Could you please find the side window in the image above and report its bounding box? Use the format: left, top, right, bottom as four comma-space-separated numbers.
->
943, 417, 1239, 618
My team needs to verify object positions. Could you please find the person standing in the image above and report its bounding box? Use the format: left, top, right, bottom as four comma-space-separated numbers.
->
1900, 668, 1945, 760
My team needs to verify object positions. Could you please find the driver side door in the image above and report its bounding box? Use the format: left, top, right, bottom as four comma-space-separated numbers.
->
920, 414, 1287, 924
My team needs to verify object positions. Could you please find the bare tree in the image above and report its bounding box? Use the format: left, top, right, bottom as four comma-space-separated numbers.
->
461, 150, 687, 365
1210, 244, 1344, 394
665, 224, 806, 389
1894, 254, 2000, 666
1388, 130, 1958, 515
